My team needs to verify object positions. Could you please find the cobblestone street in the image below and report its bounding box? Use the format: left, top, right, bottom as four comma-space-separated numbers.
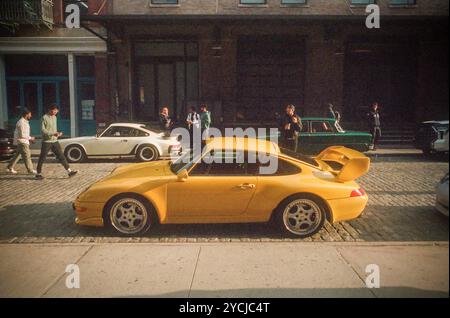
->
0, 154, 448, 243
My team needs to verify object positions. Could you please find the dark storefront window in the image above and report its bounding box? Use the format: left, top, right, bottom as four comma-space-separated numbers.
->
350, 0, 375, 4
134, 41, 199, 122
6, 81, 20, 119
5, 55, 68, 77
390, 0, 416, 5
5, 54, 96, 136
151, 0, 179, 4
282, 0, 307, 4
77, 56, 95, 77
237, 36, 306, 121
5, 55, 70, 135
240, 0, 267, 4
59, 81, 71, 120
76, 56, 96, 136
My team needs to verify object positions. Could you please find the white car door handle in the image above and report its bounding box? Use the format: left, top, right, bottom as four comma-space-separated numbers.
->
121, 139, 128, 142
237, 183, 256, 190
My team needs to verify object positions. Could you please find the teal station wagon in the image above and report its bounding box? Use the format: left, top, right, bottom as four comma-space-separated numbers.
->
297, 118, 372, 154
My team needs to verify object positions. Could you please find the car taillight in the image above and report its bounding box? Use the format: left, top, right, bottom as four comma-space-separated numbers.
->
169, 144, 181, 152
350, 188, 366, 197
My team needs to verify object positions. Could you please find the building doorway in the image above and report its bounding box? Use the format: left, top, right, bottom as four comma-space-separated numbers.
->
6, 79, 70, 136
237, 36, 306, 122
5, 54, 96, 136
133, 41, 199, 123
344, 39, 419, 125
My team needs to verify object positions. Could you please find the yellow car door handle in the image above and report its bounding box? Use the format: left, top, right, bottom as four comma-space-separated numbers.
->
237, 183, 256, 190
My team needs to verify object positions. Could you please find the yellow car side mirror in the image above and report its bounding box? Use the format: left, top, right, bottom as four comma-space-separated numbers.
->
177, 169, 189, 182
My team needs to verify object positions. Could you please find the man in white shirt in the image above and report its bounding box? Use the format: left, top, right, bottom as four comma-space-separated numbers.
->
186, 106, 200, 150
6, 108, 36, 174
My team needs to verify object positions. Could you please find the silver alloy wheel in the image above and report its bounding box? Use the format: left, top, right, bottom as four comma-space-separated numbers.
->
139, 146, 156, 161
110, 198, 148, 234
282, 199, 322, 236
67, 146, 83, 162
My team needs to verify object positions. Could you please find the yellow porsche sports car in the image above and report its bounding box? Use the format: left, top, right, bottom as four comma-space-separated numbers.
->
74, 137, 370, 238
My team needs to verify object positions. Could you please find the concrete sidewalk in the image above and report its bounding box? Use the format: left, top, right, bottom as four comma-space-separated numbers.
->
0, 242, 448, 298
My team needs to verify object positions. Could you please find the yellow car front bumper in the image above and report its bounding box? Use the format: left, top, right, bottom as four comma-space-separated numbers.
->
73, 200, 104, 227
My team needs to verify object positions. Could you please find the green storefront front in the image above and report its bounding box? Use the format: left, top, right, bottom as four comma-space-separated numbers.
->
4, 55, 96, 137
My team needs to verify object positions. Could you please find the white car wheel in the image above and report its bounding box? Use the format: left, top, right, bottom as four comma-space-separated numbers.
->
136, 144, 159, 162
64, 145, 86, 163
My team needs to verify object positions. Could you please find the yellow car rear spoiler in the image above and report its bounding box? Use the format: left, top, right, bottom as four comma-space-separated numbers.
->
315, 146, 370, 182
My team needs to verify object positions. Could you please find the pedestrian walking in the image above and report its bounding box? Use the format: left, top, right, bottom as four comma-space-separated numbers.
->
35, 104, 78, 180
6, 108, 37, 175
186, 106, 200, 150
367, 102, 382, 150
280, 104, 303, 152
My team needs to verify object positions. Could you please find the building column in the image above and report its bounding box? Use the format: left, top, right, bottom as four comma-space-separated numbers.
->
68, 53, 78, 137
0, 55, 7, 129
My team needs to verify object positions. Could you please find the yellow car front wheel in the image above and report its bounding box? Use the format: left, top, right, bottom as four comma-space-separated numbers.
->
105, 194, 154, 236
275, 194, 326, 238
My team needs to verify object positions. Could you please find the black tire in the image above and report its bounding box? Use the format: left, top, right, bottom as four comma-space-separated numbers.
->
136, 144, 159, 162
103, 194, 157, 236
64, 144, 87, 163
273, 194, 327, 238
422, 148, 439, 159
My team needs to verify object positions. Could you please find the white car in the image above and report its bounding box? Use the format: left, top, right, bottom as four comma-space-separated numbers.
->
59, 123, 181, 163
436, 173, 449, 217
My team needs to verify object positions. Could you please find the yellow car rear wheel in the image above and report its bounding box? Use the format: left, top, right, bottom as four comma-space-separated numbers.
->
275, 194, 326, 238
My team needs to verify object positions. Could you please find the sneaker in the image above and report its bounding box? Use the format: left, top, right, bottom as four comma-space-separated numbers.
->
6, 167, 18, 174
68, 170, 78, 177
31, 170, 37, 174
35, 174, 44, 180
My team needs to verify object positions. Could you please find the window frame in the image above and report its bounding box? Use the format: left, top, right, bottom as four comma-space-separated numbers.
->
280, 0, 308, 6
389, 0, 417, 6
239, 0, 268, 7
189, 151, 248, 177
248, 156, 302, 176
99, 126, 132, 138
310, 121, 336, 134
150, 0, 180, 6
349, 0, 376, 6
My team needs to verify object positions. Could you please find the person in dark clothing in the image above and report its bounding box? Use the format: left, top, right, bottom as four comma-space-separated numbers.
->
159, 107, 173, 134
199, 104, 211, 149
367, 102, 382, 150
280, 104, 303, 152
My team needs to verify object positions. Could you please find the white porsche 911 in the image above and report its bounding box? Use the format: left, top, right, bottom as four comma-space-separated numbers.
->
59, 123, 182, 163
